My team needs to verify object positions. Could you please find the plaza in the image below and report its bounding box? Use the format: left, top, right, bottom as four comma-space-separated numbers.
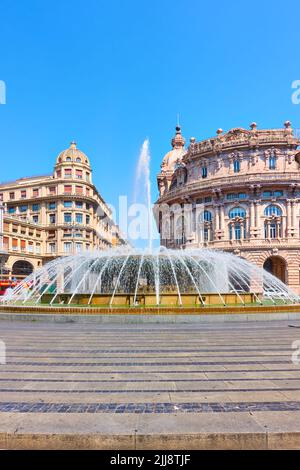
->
0, 316, 300, 449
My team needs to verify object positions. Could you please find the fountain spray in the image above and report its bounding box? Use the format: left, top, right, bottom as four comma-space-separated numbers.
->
134, 139, 153, 250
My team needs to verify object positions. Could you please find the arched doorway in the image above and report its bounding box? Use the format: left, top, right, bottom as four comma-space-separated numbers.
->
263, 256, 286, 284
12, 260, 34, 278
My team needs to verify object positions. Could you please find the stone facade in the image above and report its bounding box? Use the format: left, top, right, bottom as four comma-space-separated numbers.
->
156, 122, 300, 294
0, 142, 124, 279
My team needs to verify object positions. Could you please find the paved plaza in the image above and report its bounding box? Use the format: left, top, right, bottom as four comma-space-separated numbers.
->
0, 318, 300, 449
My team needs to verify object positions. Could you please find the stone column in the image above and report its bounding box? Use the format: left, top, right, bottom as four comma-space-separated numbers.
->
220, 204, 225, 230
215, 205, 220, 233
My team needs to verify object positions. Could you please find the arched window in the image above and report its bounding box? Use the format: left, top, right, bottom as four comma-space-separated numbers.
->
233, 160, 240, 173
269, 155, 276, 170
201, 167, 207, 178
66, 156, 72, 161
264, 205, 282, 217
229, 207, 246, 219
76, 157, 81, 163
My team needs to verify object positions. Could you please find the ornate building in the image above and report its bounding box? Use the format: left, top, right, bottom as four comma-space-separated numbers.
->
156, 122, 300, 293
0, 142, 124, 279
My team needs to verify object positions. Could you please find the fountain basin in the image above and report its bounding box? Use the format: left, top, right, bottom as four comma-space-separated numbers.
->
40, 292, 259, 307
3, 247, 299, 311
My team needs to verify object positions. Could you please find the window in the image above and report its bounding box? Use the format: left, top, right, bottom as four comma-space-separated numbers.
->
49, 213, 56, 224
270, 223, 277, 238
63, 200, 72, 208
66, 156, 72, 162
274, 190, 283, 197
75, 186, 83, 195
229, 207, 246, 218
264, 205, 282, 216
204, 227, 209, 241
75, 243, 82, 253
75, 157, 81, 163
63, 230, 72, 238
269, 155, 276, 170
238, 193, 247, 199
229, 222, 245, 240
86, 172, 90, 182
203, 210, 212, 222
86, 188, 90, 197
65, 168, 72, 178
48, 186, 56, 195
20, 190, 26, 199
28, 242, 34, 253
75, 213, 83, 224
64, 242, 72, 253
201, 167, 207, 178
263, 191, 272, 198
233, 160, 240, 173
32, 204, 40, 212
75, 169, 83, 179
8, 206, 16, 214
9, 192, 15, 200
64, 213, 72, 223
75, 201, 83, 208
32, 215, 39, 224
64, 185, 72, 194
86, 215, 90, 225
19, 205, 28, 213
227, 193, 236, 200
56, 170, 61, 178
36, 244, 41, 254
204, 196, 211, 203
33, 189, 39, 197
265, 222, 281, 239
49, 243, 56, 253
86, 203, 90, 210
48, 202, 56, 210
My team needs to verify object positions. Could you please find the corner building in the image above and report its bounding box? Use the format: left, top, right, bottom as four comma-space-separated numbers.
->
156, 122, 300, 294
0, 142, 122, 279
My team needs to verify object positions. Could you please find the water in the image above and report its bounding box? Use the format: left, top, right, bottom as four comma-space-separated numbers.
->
134, 139, 153, 249
4, 246, 299, 306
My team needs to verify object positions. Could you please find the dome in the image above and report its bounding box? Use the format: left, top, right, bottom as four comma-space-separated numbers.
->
161, 126, 186, 172
56, 141, 90, 166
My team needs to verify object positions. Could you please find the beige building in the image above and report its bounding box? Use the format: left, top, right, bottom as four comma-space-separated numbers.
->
156, 122, 300, 293
0, 141, 124, 279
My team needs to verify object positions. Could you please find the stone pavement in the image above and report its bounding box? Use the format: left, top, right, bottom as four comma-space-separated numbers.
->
0, 318, 300, 449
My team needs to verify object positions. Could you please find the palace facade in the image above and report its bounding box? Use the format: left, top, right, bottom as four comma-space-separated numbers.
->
0, 142, 125, 279
156, 122, 300, 294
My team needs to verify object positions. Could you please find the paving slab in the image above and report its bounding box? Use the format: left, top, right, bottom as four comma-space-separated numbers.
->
0, 318, 300, 449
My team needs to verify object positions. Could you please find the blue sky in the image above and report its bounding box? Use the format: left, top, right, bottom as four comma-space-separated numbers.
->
0, 0, 300, 224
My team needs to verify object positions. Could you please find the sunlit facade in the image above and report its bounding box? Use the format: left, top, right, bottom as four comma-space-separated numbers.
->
0, 142, 124, 278
156, 122, 300, 293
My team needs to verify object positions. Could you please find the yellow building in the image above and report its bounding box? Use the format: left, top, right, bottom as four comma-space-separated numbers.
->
0, 141, 124, 279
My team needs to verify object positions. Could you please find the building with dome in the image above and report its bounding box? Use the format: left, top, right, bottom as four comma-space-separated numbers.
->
0, 142, 124, 280
156, 122, 300, 294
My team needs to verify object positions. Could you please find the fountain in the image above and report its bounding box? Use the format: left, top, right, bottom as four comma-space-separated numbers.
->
3, 246, 299, 308
134, 139, 154, 249
2, 138, 300, 314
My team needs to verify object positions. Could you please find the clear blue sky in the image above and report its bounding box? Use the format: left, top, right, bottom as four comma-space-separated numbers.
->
0, 0, 300, 216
